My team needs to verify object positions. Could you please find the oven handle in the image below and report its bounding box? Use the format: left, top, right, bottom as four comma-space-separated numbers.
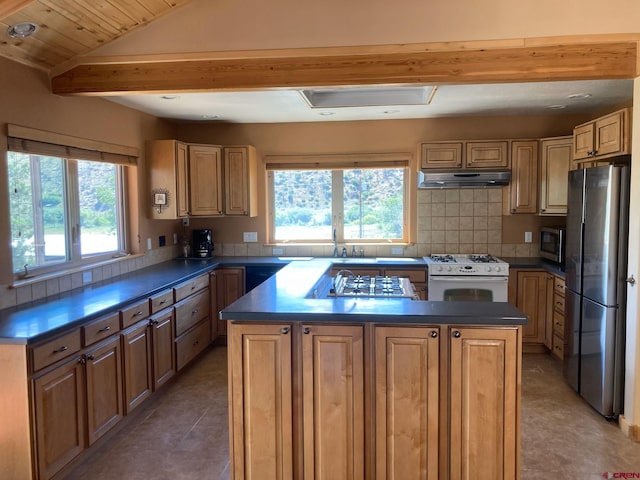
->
428, 276, 508, 282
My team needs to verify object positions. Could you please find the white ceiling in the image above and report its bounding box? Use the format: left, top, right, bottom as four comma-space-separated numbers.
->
107, 79, 634, 124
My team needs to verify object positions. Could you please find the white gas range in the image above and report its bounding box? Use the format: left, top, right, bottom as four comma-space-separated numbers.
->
423, 254, 510, 302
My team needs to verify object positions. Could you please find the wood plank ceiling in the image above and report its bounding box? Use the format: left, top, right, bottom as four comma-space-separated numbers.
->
0, 0, 192, 71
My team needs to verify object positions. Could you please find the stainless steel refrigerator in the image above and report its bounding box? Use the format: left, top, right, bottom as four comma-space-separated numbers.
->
563, 162, 630, 418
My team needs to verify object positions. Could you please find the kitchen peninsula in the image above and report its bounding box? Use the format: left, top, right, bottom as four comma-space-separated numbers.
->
221, 259, 527, 480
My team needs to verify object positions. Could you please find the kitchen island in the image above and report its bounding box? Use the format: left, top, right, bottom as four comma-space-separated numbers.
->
221, 259, 527, 480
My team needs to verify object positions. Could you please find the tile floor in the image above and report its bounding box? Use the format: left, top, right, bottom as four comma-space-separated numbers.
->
61, 348, 640, 480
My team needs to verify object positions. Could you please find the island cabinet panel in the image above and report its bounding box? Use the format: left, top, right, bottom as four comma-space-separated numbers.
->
33, 356, 86, 480
302, 324, 365, 480
374, 326, 439, 480
229, 323, 293, 480
449, 327, 519, 480
85, 335, 123, 445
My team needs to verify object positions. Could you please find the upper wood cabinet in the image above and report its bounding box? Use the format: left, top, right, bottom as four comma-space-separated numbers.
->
573, 108, 630, 163
539, 136, 572, 216
148, 141, 258, 218
466, 141, 509, 169
508, 141, 538, 214
420, 142, 463, 169
224, 146, 258, 216
188, 144, 223, 216
420, 140, 508, 170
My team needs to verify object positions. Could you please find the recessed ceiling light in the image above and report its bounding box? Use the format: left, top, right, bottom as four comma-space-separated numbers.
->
318, 112, 335, 116
7, 22, 39, 39
160, 94, 179, 100
568, 93, 592, 100
548, 104, 567, 110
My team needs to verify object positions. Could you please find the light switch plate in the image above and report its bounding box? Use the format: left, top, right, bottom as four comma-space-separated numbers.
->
173, 233, 178, 244
82, 271, 92, 284
243, 232, 258, 242
391, 247, 404, 255
147, 238, 152, 250
272, 247, 284, 255
524, 231, 532, 243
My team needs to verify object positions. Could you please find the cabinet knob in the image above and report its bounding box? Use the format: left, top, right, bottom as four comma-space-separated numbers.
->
303, 327, 311, 335
452, 330, 461, 338
541, 208, 546, 212
430, 330, 438, 338
281, 327, 289, 334
511, 208, 516, 213
86, 354, 95, 361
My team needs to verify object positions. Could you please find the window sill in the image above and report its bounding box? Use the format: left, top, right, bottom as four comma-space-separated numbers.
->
9, 253, 144, 289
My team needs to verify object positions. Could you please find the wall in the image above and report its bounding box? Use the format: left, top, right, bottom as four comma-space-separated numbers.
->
175, 114, 586, 257
0, 57, 182, 309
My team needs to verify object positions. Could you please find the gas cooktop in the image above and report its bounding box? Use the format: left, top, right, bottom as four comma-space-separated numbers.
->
328, 271, 417, 298
423, 254, 509, 276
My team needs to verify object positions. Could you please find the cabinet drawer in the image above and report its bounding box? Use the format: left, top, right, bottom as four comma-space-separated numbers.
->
553, 310, 565, 336
553, 293, 565, 313
554, 277, 565, 296
175, 289, 210, 337
174, 274, 210, 302
120, 300, 150, 329
149, 289, 174, 313
83, 312, 120, 346
176, 320, 210, 371
31, 329, 82, 372
384, 269, 427, 283
552, 334, 564, 360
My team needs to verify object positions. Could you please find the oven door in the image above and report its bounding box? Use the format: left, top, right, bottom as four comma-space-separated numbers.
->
427, 276, 509, 302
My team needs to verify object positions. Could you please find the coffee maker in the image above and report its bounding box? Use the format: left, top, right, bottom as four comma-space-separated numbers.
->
192, 229, 213, 257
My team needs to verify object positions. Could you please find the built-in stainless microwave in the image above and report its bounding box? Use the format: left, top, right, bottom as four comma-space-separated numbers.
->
540, 227, 565, 264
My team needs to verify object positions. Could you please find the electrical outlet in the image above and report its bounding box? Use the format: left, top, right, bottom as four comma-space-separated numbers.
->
243, 232, 258, 242
82, 271, 92, 284
524, 231, 532, 243
182, 217, 190, 227
173, 233, 178, 244
147, 238, 152, 250
391, 247, 404, 255
272, 247, 284, 255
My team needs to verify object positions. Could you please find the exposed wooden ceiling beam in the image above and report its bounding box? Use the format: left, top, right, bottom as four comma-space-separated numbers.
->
0, 0, 35, 21
51, 40, 639, 96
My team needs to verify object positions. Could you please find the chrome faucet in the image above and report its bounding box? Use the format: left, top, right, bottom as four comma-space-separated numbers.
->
341, 247, 347, 257
332, 228, 339, 257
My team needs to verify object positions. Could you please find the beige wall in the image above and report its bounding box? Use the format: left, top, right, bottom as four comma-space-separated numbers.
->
0, 57, 183, 308
175, 114, 586, 257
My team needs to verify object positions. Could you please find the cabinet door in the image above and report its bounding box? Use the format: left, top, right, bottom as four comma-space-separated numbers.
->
302, 324, 365, 480
214, 267, 246, 335
573, 122, 594, 161
121, 320, 153, 413
420, 142, 463, 169
509, 141, 538, 214
544, 274, 555, 349
466, 141, 508, 169
375, 326, 439, 480
188, 144, 223, 216
33, 357, 85, 480
225, 146, 257, 216
176, 141, 189, 217
594, 109, 626, 157
449, 327, 519, 480
539, 136, 572, 215
150, 309, 176, 390
85, 335, 123, 445
228, 323, 293, 480
516, 270, 548, 344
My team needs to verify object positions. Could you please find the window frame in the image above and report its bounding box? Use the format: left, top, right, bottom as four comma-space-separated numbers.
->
6, 125, 137, 278
265, 152, 411, 245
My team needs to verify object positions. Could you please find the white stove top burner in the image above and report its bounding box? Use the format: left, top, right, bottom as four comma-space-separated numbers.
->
424, 254, 509, 276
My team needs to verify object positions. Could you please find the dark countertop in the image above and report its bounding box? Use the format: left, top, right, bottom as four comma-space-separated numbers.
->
221, 259, 527, 326
503, 257, 565, 278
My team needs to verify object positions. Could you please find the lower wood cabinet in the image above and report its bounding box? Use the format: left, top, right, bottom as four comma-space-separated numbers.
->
374, 326, 439, 480
449, 326, 519, 480
228, 322, 521, 480
121, 319, 153, 414
33, 356, 86, 480
85, 335, 123, 445
509, 269, 552, 350
150, 308, 176, 389
213, 267, 245, 335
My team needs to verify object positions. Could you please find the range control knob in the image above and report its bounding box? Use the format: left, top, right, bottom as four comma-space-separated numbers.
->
446, 266, 452, 272
486, 266, 492, 272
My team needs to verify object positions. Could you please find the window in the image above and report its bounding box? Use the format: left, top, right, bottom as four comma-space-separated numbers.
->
6, 126, 135, 275
267, 153, 409, 244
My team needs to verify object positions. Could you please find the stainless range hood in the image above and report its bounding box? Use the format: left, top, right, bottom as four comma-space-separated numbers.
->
418, 170, 511, 188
